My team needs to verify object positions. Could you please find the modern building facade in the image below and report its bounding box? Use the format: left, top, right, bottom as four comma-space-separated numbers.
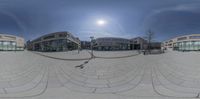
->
94, 37, 130, 51
0, 34, 24, 51
28, 31, 80, 52
130, 37, 147, 50
163, 34, 200, 51
150, 42, 162, 49
81, 41, 91, 49
93, 37, 161, 51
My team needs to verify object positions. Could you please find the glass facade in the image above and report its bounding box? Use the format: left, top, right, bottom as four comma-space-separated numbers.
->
0, 41, 23, 51
177, 41, 200, 51
0, 41, 15, 51
33, 39, 79, 52
177, 37, 187, 41
189, 36, 200, 39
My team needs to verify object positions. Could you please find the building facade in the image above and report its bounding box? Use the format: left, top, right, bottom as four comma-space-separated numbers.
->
0, 34, 24, 51
94, 37, 130, 51
150, 42, 162, 49
81, 41, 91, 49
163, 34, 200, 51
28, 31, 80, 52
130, 37, 147, 50
93, 37, 161, 51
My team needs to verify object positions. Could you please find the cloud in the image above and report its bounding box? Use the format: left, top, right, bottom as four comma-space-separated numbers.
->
153, 3, 200, 15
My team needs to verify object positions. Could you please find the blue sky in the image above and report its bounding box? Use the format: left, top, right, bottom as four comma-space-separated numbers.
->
0, 0, 200, 41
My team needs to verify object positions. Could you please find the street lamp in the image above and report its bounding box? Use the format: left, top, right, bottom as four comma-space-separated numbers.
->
66, 34, 68, 52
90, 36, 94, 58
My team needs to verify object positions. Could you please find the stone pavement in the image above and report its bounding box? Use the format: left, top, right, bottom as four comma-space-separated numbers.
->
0, 50, 199, 99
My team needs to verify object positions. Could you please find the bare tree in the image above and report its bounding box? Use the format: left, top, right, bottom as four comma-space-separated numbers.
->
144, 29, 154, 53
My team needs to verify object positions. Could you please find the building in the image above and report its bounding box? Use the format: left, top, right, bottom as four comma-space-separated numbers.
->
81, 41, 91, 49
130, 37, 147, 50
150, 42, 162, 49
130, 37, 161, 50
28, 31, 80, 52
94, 37, 130, 51
93, 37, 161, 51
0, 34, 24, 51
163, 34, 200, 51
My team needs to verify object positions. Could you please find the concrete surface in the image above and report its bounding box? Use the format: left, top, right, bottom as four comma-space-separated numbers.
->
0, 50, 199, 99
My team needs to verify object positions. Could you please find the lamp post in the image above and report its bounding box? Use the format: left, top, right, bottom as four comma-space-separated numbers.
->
15, 42, 16, 52
66, 34, 68, 52
90, 36, 94, 58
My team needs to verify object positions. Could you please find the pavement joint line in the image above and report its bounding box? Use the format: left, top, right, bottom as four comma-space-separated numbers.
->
157, 64, 200, 89
94, 53, 140, 59
107, 84, 111, 88
32, 51, 140, 61
2, 66, 43, 89
152, 66, 198, 98
32, 51, 92, 61
58, 65, 88, 84
0, 66, 48, 98
114, 65, 148, 97
56, 68, 69, 86
0, 66, 38, 82
63, 62, 144, 93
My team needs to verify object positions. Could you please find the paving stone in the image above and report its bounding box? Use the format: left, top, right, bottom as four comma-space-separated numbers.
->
5, 69, 45, 93
64, 81, 95, 93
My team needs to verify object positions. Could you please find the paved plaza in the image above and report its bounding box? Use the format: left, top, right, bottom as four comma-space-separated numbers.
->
0, 50, 200, 99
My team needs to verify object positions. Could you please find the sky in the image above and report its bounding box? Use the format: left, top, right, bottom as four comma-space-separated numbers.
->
0, 0, 200, 41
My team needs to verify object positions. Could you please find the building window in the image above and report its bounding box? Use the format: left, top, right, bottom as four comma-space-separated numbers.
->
59, 33, 67, 37
4, 36, 16, 40
3, 42, 8, 45
177, 37, 187, 41
43, 35, 55, 40
189, 36, 200, 39
134, 41, 137, 43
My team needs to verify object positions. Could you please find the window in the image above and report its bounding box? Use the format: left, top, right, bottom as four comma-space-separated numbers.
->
189, 36, 200, 39
4, 36, 16, 40
169, 40, 173, 42
177, 37, 187, 41
59, 33, 67, 37
43, 35, 55, 40
3, 41, 8, 45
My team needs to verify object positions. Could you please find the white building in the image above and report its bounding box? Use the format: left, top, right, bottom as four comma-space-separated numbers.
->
0, 34, 24, 51
163, 34, 200, 51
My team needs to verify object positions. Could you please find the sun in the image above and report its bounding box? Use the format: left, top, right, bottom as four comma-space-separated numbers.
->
97, 19, 107, 26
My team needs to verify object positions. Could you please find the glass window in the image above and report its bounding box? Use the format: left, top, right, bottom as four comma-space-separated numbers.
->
12, 42, 16, 45
185, 42, 190, 50
198, 41, 200, 50
189, 36, 200, 39
43, 35, 55, 40
2, 41, 8, 50
0, 41, 2, 50
194, 41, 198, 50
177, 37, 187, 41
3, 42, 8, 45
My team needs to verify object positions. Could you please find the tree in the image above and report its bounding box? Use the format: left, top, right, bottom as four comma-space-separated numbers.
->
144, 29, 154, 53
